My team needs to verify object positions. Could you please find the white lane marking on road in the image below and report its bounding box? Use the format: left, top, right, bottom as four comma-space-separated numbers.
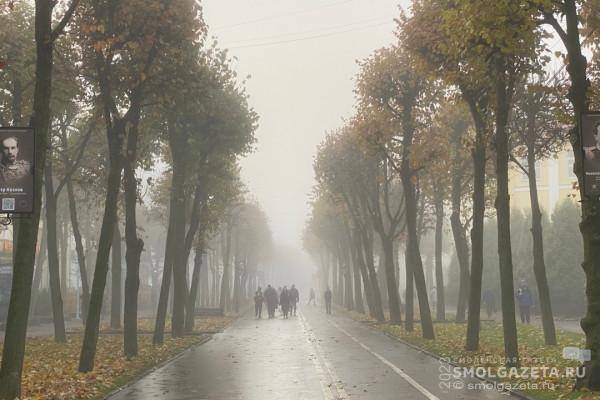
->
299, 312, 349, 400
329, 319, 441, 400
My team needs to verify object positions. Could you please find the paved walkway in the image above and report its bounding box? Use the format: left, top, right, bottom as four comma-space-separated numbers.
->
108, 307, 517, 400
444, 305, 584, 334
0, 318, 85, 339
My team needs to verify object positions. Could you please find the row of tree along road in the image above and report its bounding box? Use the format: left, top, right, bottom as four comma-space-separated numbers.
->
0, 1, 273, 399
304, 0, 600, 392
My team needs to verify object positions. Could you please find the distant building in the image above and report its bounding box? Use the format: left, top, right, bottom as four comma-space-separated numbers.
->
508, 149, 579, 213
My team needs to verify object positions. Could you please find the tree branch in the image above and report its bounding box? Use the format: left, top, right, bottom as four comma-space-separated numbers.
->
50, 0, 81, 43
539, 11, 567, 44
55, 115, 98, 197
509, 153, 529, 176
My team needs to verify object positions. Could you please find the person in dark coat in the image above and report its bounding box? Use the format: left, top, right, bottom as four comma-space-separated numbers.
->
324, 287, 332, 315
516, 283, 533, 324
264, 285, 278, 319
254, 287, 264, 319
289, 284, 299, 316
280, 286, 290, 319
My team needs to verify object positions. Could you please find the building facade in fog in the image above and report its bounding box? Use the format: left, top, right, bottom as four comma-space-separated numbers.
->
509, 149, 579, 213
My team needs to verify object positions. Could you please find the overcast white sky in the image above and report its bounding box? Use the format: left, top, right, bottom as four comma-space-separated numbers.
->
202, 0, 410, 250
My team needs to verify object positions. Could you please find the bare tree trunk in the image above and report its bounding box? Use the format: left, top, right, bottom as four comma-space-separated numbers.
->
493, 59, 519, 367
166, 125, 189, 338
352, 229, 370, 315
185, 246, 203, 333
59, 211, 67, 300
434, 186, 445, 321
399, 106, 434, 339
200, 252, 209, 306
381, 236, 402, 324
351, 236, 365, 313
343, 242, 353, 310
553, 0, 600, 389
361, 230, 384, 321
219, 222, 233, 312
465, 101, 487, 352
400, 172, 434, 339
375, 247, 387, 312
30, 216, 47, 317
123, 123, 143, 357
153, 217, 174, 345
169, 195, 187, 336
233, 261, 240, 314
449, 119, 470, 324
44, 159, 66, 343
451, 201, 470, 323
110, 223, 122, 329
66, 178, 89, 322
180, 184, 205, 324
78, 121, 124, 372
0, 1, 58, 393
405, 246, 414, 331
526, 133, 556, 345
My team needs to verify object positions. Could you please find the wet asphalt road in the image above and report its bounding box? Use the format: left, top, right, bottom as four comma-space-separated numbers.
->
108, 307, 517, 400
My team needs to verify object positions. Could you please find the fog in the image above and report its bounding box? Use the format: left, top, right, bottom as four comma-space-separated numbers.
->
203, 0, 407, 255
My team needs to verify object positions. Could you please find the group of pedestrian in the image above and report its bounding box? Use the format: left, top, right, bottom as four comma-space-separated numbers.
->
254, 284, 300, 319
481, 280, 534, 325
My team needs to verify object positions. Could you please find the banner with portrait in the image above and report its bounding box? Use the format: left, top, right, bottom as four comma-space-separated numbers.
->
0, 128, 34, 213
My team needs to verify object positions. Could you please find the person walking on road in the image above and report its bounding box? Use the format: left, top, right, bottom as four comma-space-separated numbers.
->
280, 286, 290, 319
289, 284, 299, 316
516, 282, 533, 324
254, 287, 264, 319
324, 288, 332, 315
308, 288, 316, 305
264, 285, 278, 319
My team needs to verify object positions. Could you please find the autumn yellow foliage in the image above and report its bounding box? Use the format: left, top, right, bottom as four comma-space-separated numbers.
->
12, 316, 234, 400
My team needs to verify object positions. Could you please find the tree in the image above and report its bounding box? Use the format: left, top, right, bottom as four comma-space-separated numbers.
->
313, 130, 386, 321
509, 74, 569, 345
42, 41, 94, 339
0, 2, 34, 125
355, 46, 435, 337
153, 46, 257, 343
183, 161, 246, 332
401, 1, 542, 365
401, 0, 491, 348
413, 99, 474, 322
526, 0, 600, 388
77, 0, 203, 370
0, 0, 80, 396
434, 101, 473, 322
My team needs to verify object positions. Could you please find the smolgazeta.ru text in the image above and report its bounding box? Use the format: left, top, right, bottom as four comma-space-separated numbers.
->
443, 366, 585, 380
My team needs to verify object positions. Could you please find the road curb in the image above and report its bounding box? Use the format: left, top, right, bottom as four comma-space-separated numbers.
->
349, 317, 538, 400
103, 334, 213, 399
